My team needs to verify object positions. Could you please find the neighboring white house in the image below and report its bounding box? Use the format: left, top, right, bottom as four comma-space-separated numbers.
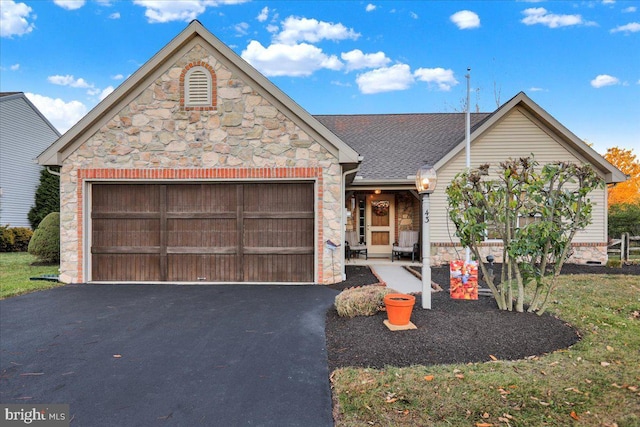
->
0, 92, 61, 228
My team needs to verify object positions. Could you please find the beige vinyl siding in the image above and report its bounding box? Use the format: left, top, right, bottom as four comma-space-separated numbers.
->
431, 107, 607, 244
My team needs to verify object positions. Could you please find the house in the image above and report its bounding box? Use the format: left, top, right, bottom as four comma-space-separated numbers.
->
37, 21, 625, 285
0, 92, 61, 228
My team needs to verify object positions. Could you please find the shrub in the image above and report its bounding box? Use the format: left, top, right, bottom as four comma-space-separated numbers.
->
608, 202, 640, 238
28, 167, 60, 230
11, 227, 34, 252
0, 225, 15, 252
335, 285, 397, 318
28, 212, 60, 263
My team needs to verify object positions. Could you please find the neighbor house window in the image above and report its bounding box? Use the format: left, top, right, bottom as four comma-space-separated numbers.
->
180, 62, 217, 110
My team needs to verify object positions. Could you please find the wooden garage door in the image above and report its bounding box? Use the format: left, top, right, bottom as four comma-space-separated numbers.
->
91, 183, 314, 282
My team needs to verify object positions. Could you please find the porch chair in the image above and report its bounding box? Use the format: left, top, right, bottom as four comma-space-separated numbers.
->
345, 230, 367, 260
392, 230, 419, 262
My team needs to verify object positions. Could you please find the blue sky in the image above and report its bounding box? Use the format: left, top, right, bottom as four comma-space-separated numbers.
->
1, 0, 638, 155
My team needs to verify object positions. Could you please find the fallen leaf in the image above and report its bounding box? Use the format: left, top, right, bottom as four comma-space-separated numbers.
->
611, 383, 623, 389
570, 411, 580, 420
482, 412, 490, 419
606, 345, 614, 352
489, 354, 498, 361
502, 413, 514, 420
424, 375, 434, 381
627, 386, 638, 392
539, 401, 551, 407
113, 354, 122, 358
600, 361, 610, 367
385, 398, 398, 403
585, 379, 592, 384
475, 423, 493, 427
455, 374, 465, 379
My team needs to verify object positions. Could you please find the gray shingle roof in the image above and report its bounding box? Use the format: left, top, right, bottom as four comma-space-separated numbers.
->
315, 113, 491, 181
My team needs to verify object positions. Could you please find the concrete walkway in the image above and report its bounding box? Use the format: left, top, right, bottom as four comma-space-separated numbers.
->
371, 265, 422, 294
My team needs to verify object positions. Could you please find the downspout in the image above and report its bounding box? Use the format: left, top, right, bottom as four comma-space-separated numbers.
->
46, 166, 61, 177
341, 161, 362, 281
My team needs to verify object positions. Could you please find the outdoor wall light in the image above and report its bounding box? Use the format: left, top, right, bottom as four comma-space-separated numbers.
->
415, 164, 437, 194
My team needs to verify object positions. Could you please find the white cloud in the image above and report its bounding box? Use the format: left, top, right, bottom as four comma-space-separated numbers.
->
602, 0, 615, 4
450, 10, 480, 29
0, 0, 35, 38
266, 24, 279, 33
53, 0, 86, 11
610, 22, 640, 33
356, 64, 415, 94
10, 63, 20, 71
47, 74, 94, 89
99, 86, 115, 101
133, 0, 247, 24
622, 6, 637, 13
366, 4, 376, 12
521, 7, 594, 28
529, 87, 547, 92
257, 6, 269, 22
275, 17, 360, 45
109, 12, 121, 19
241, 40, 342, 77
414, 67, 459, 91
234, 22, 249, 35
25, 93, 87, 133
111, 74, 124, 80
341, 49, 391, 71
590, 74, 620, 88
410, 12, 419, 19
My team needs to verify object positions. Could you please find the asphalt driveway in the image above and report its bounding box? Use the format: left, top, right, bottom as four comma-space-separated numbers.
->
0, 284, 338, 426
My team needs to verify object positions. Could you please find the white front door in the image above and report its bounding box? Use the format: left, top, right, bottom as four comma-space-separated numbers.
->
366, 194, 395, 257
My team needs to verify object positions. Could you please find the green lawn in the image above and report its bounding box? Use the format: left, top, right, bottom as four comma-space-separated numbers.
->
0, 252, 62, 299
331, 274, 640, 426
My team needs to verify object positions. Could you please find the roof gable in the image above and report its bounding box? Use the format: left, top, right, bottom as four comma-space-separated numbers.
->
0, 92, 61, 137
434, 92, 625, 183
37, 20, 359, 166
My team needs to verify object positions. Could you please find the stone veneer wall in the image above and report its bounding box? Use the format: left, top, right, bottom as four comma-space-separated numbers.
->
59, 44, 343, 284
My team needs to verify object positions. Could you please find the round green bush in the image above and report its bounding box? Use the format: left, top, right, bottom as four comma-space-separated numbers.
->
28, 212, 60, 263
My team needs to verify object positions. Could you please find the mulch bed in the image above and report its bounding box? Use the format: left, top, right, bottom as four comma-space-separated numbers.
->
325, 263, 639, 371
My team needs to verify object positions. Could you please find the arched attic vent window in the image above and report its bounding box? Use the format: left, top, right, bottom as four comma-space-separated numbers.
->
180, 63, 217, 111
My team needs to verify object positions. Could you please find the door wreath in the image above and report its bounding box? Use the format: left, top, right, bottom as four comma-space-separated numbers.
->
372, 200, 390, 216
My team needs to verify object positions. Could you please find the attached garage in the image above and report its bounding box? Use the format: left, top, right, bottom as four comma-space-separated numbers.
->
90, 182, 315, 283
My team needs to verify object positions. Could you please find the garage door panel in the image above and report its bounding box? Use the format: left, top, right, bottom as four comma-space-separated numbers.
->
244, 218, 314, 248
167, 254, 238, 282
244, 254, 313, 282
166, 184, 238, 213
244, 183, 314, 213
93, 218, 161, 247
92, 254, 161, 282
167, 219, 237, 247
93, 184, 161, 213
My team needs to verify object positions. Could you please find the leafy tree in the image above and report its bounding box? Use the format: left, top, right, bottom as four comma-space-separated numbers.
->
604, 147, 640, 206
446, 157, 602, 315
28, 167, 60, 230
609, 202, 640, 237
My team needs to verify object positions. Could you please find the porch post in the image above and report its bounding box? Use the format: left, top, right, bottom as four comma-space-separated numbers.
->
415, 164, 437, 310
421, 193, 431, 309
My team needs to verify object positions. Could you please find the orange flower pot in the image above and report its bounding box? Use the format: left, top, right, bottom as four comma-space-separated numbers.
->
384, 293, 416, 326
